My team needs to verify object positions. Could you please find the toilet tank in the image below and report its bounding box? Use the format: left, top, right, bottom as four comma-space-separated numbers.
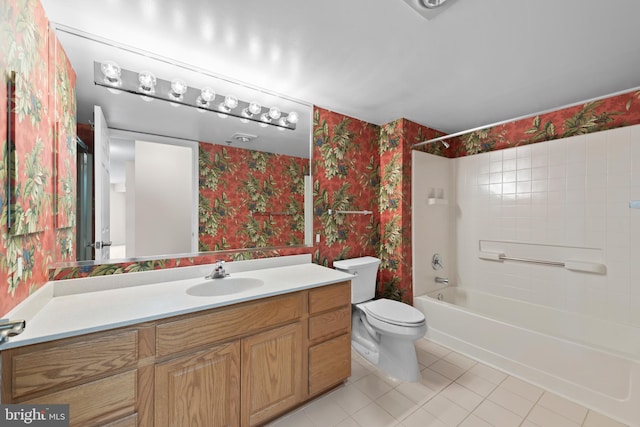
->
333, 256, 381, 303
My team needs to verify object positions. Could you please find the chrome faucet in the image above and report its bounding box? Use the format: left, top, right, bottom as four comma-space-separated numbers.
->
206, 260, 229, 279
0, 319, 26, 344
435, 276, 449, 284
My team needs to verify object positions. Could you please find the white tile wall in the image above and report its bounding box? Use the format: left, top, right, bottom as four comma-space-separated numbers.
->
449, 124, 640, 327
412, 151, 455, 296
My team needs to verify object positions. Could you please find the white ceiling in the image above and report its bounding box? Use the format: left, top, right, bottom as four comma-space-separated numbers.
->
41, 0, 640, 135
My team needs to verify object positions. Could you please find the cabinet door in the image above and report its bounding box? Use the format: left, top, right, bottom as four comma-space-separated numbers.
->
155, 341, 240, 427
309, 334, 351, 396
241, 322, 303, 426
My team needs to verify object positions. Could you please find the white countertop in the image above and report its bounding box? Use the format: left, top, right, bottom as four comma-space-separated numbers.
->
1, 259, 353, 350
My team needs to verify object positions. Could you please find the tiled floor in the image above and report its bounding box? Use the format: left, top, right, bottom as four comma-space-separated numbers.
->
268, 338, 629, 427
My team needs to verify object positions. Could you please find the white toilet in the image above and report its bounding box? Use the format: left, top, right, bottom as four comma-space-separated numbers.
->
334, 256, 427, 382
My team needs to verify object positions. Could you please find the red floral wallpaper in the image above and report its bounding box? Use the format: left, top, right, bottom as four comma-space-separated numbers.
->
312, 107, 381, 277
52, 31, 77, 262
449, 91, 640, 157
1, 0, 65, 315
199, 143, 308, 251
378, 119, 444, 303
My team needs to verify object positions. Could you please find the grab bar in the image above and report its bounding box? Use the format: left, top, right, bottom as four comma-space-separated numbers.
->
328, 209, 372, 215
479, 252, 606, 274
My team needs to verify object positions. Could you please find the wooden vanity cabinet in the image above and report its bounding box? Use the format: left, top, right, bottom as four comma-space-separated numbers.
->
308, 282, 352, 397
1, 281, 352, 427
0, 326, 150, 427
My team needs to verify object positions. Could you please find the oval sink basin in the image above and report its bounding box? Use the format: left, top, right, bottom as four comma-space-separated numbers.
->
186, 277, 264, 297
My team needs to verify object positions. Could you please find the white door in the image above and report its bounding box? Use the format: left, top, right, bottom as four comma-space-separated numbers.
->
94, 105, 112, 260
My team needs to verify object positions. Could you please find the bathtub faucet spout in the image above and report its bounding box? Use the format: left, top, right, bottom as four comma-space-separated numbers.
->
435, 276, 449, 284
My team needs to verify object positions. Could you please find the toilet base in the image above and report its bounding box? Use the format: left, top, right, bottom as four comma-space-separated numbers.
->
376, 333, 422, 382
351, 312, 425, 382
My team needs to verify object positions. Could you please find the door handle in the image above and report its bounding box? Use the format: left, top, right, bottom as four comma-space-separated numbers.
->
88, 241, 112, 249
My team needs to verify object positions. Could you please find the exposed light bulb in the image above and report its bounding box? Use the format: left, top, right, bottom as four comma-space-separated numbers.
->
138, 71, 156, 102
101, 61, 122, 86
168, 78, 188, 105
224, 95, 238, 109
279, 111, 300, 127
286, 111, 299, 124
268, 106, 281, 120
196, 87, 216, 109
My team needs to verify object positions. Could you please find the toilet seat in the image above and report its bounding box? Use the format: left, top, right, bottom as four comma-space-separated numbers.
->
358, 298, 426, 327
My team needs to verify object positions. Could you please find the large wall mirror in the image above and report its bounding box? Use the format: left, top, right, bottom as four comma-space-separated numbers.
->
53, 26, 313, 265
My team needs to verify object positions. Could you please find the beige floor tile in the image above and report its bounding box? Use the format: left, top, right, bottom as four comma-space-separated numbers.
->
468, 363, 508, 385
422, 395, 470, 426
395, 380, 438, 405
329, 383, 373, 415
455, 371, 499, 397
416, 339, 452, 358
375, 389, 421, 421
439, 382, 484, 412
472, 400, 523, 427
537, 392, 588, 424
458, 413, 493, 427
352, 402, 399, 427
420, 367, 454, 391
488, 386, 536, 417
334, 417, 361, 427
417, 348, 441, 368
499, 376, 544, 402
429, 358, 467, 380
399, 407, 447, 427
353, 373, 394, 400
583, 410, 630, 427
267, 408, 315, 427
303, 394, 350, 426
526, 405, 581, 427
443, 351, 477, 370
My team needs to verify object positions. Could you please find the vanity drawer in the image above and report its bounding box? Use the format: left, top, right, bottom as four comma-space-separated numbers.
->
309, 306, 351, 344
308, 333, 351, 396
308, 281, 351, 315
23, 370, 137, 427
8, 329, 138, 399
156, 292, 304, 358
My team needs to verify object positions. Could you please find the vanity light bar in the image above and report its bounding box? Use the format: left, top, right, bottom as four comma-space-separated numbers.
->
93, 61, 297, 131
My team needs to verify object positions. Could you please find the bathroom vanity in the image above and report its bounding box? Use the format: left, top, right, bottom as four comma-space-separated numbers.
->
0, 258, 352, 426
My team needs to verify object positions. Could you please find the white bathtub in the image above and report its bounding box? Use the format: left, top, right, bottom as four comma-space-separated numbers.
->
414, 287, 640, 427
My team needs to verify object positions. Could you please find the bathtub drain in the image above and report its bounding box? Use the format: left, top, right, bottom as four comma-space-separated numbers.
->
437, 293, 444, 301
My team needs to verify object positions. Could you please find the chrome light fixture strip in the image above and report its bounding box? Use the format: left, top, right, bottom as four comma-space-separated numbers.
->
93, 61, 297, 131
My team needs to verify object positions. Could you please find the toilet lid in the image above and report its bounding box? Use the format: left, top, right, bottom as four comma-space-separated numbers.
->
360, 299, 425, 326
